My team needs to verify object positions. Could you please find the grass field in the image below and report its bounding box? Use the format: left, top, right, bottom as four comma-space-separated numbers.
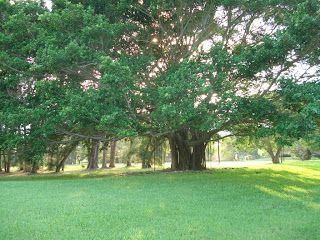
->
0, 160, 319, 239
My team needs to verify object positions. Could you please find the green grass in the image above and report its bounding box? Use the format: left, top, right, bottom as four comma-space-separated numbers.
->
0, 161, 320, 239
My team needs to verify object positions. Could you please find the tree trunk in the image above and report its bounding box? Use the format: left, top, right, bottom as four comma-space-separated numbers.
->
102, 142, 108, 168
102, 149, 107, 168
5, 151, 11, 173
292, 144, 312, 161
56, 144, 78, 172
87, 140, 100, 169
142, 140, 151, 168
47, 149, 55, 171
303, 148, 312, 160
0, 151, 2, 172
109, 141, 116, 168
31, 160, 38, 174
126, 139, 134, 167
169, 135, 179, 170
94, 141, 100, 168
126, 160, 132, 167
169, 131, 206, 171
266, 142, 281, 164
19, 161, 24, 171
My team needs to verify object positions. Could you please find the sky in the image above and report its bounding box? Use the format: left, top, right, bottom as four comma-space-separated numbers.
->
44, 0, 52, 10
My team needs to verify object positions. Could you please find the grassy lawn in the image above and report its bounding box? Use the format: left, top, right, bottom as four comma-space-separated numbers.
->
0, 160, 319, 240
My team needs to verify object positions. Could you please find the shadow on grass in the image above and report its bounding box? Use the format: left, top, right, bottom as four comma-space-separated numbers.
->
226, 163, 320, 211
1, 160, 319, 213
0, 168, 171, 182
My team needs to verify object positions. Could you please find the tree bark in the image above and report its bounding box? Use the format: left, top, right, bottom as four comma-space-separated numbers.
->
291, 144, 312, 161
109, 141, 116, 168
87, 140, 100, 169
3, 153, 7, 173
0, 151, 2, 172
47, 148, 55, 171
169, 135, 179, 170
94, 141, 100, 168
56, 144, 78, 172
126, 139, 133, 167
142, 140, 151, 168
169, 130, 206, 171
31, 160, 38, 174
5, 151, 11, 173
266, 142, 281, 164
303, 148, 312, 160
102, 142, 108, 168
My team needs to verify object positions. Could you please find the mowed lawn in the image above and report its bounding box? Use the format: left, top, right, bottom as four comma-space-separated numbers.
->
0, 161, 319, 240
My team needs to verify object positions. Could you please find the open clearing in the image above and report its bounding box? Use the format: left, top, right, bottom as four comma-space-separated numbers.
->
0, 160, 319, 240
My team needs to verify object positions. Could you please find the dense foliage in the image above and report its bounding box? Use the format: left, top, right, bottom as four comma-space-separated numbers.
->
0, 0, 319, 171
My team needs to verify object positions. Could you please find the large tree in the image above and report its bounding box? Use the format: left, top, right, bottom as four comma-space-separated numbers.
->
1, 0, 319, 171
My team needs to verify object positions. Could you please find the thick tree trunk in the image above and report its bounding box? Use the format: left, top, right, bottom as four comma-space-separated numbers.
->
87, 140, 100, 169
266, 142, 282, 164
109, 141, 116, 168
169, 131, 206, 171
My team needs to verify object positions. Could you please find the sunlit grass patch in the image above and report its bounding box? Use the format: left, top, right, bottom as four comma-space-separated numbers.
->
0, 160, 319, 239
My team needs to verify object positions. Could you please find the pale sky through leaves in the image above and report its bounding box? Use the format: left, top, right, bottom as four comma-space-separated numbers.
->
42, 0, 317, 81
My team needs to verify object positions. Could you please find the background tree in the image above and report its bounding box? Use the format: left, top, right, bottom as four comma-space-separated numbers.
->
109, 141, 117, 168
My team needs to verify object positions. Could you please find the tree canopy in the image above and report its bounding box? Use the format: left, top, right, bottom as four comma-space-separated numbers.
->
0, 0, 319, 171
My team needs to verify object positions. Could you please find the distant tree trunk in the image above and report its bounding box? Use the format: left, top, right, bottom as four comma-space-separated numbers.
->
23, 157, 32, 172
142, 140, 151, 168
266, 142, 282, 164
94, 141, 100, 168
87, 140, 94, 169
102, 142, 108, 168
303, 148, 312, 160
87, 140, 100, 169
169, 130, 206, 171
291, 144, 312, 161
87, 153, 93, 169
126, 160, 132, 167
109, 141, 116, 168
16, 147, 24, 171
5, 151, 11, 173
31, 160, 38, 174
3, 153, 7, 173
169, 134, 179, 170
126, 139, 133, 167
47, 148, 55, 171
56, 144, 78, 172
19, 161, 24, 171
0, 151, 2, 172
